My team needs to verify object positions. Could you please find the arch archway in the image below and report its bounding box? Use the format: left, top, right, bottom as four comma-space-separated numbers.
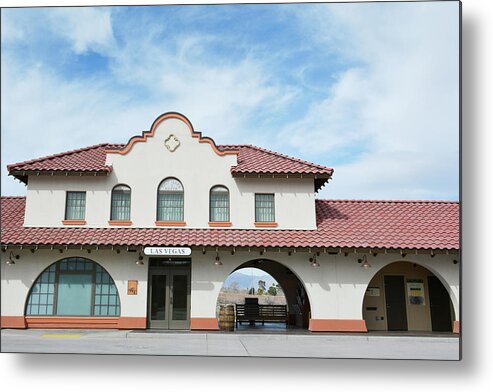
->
25, 257, 121, 317
217, 259, 311, 330
362, 261, 455, 332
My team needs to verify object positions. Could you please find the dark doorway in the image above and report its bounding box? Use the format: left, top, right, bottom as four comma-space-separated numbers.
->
384, 275, 408, 331
428, 276, 453, 332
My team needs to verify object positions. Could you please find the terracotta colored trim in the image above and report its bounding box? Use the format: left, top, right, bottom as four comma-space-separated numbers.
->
254, 222, 278, 228
62, 220, 86, 226
155, 221, 187, 227
190, 317, 219, 330
208, 221, 232, 227
117, 317, 147, 330
108, 220, 133, 226
309, 319, 368, 332
1, 316, 26, 329
25, 316, 120, 329
453, 320, 460, 334
106, 112, 239, 157
8, 317, 146, 330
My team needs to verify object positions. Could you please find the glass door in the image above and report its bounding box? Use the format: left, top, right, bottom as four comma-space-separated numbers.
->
169, 271, 190, 329
148, 267, 190, 329
149, 271, 169, 329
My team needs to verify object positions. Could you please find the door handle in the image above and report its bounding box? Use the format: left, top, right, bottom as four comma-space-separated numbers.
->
170, 296, 173, 305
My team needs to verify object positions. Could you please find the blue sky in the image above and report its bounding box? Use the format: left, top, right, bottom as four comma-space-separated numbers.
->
1, 2, 459, 200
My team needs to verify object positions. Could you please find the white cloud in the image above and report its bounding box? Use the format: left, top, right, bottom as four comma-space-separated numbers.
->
284, 2, 459, 200
1, 7, 117, 55
47, 7, 117, 55
105, 29, 298, 142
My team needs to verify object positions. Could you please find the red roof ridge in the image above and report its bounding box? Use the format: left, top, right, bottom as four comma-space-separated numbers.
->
7, 143, 111, 171
316, 199, 459, 204
221, 144, 333, 173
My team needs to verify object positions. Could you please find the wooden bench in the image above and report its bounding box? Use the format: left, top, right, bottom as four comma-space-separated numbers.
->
235, 304, 288, 327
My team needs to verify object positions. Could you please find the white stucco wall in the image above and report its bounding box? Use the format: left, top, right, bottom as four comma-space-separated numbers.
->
23, 117, 317, 229
1, 248, 459, 327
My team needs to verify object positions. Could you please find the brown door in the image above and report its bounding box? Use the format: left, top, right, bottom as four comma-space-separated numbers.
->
384, 275, 408, 331
428, 276, 453, 332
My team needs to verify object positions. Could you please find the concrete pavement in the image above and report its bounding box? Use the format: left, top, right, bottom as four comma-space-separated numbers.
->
0, 329, 460, 360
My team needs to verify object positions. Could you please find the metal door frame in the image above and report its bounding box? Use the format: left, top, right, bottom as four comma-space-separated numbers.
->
147, 262, 191, 330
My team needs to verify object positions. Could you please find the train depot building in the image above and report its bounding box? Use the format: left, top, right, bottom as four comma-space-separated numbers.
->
0, 112, 460, 333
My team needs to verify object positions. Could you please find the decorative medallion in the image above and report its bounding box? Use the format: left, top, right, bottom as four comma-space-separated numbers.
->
164, 134, 180, 152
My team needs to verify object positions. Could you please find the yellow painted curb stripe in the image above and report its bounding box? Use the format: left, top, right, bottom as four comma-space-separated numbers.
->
41, 334, 82, 338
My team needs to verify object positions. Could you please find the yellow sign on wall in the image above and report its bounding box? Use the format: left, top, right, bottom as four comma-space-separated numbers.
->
127, 280, 138, 295
407, 279, 425, 305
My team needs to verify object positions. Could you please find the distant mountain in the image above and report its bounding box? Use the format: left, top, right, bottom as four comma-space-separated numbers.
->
223, 271, 278, 290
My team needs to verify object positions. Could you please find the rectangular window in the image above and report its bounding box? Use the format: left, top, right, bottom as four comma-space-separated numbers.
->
255, 193, 275, 222
65, 191, 86, 220
111, 189, 131, 220
158, 193, 184, 221
210, 193, 230, 222
56, 273, 93, 316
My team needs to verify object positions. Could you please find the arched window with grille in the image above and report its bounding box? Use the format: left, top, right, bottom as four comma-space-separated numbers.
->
110, 184, 131, 221
157, 178, 184, 222
25, 257, 120, 317
210, 185, 230, 222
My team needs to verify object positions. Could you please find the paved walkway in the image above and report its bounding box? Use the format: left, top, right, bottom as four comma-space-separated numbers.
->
0, 329, 460, 360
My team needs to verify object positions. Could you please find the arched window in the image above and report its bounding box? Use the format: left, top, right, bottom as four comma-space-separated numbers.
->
210, 185, 230, 222
25, 257, 120, 317
111, 184, 131, 221
157, 178, 184, 221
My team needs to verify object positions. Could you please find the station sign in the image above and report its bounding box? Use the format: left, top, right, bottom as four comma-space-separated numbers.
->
143, 247, 192, 256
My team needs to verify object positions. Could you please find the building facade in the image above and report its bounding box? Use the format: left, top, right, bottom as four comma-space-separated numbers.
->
0, 112, 460, 333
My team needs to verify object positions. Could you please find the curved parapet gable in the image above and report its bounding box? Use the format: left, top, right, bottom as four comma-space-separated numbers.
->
106, 112, 239, 157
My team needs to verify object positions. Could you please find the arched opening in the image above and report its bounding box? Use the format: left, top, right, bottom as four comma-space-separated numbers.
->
25, 257, 121, 317
362, 261, 455, 332
216, 259, 311, 331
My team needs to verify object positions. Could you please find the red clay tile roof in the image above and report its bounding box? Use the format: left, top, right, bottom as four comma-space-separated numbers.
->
6, 144, 333, 182
221, 145, 333, 176
7, 144, 115, 174
0, 197, 459, 251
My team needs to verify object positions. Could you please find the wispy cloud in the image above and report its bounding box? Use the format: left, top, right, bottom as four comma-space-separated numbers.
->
47, 7, 117, 55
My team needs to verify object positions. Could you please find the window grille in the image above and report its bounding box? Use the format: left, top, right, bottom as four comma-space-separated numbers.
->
25, 258, 120, 317
65, 191, 86, 220
255, 193, 275, 222
157, 178, 184, 221
111, 185, 131, 220
210, 186, 230, 222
